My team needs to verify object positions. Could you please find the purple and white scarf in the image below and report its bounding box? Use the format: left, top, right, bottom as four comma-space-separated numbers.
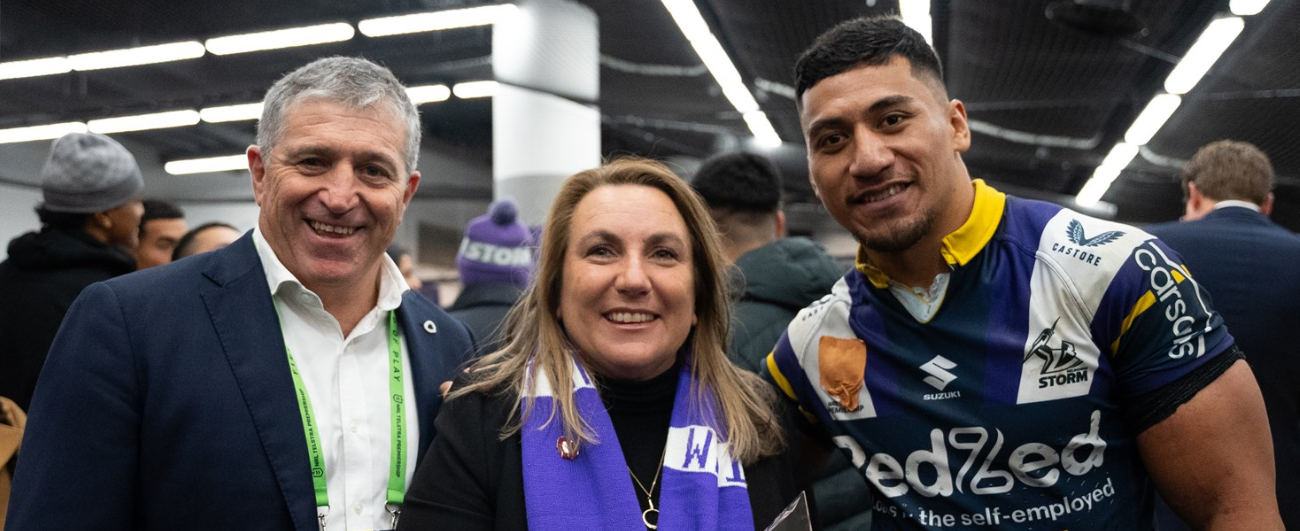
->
521, 357, 754, 530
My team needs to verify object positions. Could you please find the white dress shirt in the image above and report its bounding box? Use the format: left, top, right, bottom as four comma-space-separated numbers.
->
254, 228, 419, 531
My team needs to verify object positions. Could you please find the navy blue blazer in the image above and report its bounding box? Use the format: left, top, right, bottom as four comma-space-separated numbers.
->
1146, 207, 1300, 531
6, 233, 476, 531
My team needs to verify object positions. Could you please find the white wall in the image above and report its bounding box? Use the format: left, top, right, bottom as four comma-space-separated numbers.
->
0, 184, 44, 261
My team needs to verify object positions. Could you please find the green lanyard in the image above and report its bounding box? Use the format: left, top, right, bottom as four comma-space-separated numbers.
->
281, 307, 407, 530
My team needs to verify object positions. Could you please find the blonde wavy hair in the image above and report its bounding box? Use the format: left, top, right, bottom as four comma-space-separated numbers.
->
451, 157, 785, 463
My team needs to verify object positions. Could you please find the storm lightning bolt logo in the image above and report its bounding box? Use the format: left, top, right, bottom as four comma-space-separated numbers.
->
1067, 219, 1124, 247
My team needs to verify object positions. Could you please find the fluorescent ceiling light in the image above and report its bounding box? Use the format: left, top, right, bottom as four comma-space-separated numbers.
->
661, 0, 785, 145
743, 111, 783, 148
900, 0, 934, 45
1230, 0, 1271, 15
359, 4, 519, 37
407, 84, 451, 104
88, 110, 201, 134
165, 154, 248, 175
1164, 17, 1244, 95
660, 0, 759, 113
205, 23, 355, 55
67, 41, 206, 71
0, 122, 88, 144
1124, 94, 1181, 145
1075, 177, 1113, 207
200, 103, 263, 123
453, 81, 498, 99
0, 56, 72, 80
1075, 143, 1139, 206
1098, 142, 1140, 174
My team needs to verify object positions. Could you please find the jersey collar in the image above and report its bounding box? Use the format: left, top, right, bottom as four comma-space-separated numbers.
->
856, 179, 1006, 288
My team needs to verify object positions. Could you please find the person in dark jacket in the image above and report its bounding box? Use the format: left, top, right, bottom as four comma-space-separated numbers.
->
0, 132, 144, 411
1145, 140, 1300, 531
691, 151, 865, 531
690, 151, 844, 372
447, 199, 534, 354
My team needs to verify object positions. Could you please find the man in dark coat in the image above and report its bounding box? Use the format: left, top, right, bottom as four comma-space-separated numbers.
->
691, 151, 865, 531
6, 57, 476, 531
0, 132, 144, 411
448, 199, 534, 354
1145, 140, 1300, 531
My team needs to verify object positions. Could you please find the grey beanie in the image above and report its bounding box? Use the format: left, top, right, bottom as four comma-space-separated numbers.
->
40, 132, 145, 214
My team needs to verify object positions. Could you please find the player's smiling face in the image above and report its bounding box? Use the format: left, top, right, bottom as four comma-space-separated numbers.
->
800, 56, 971, 254
250, 98, 419, 294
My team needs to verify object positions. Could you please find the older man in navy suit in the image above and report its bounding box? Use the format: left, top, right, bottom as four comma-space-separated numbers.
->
6, 57, 475, 531
1146, 140, 1300, 531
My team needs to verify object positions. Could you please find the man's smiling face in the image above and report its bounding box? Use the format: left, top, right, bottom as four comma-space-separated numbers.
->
249, 98, 419, 293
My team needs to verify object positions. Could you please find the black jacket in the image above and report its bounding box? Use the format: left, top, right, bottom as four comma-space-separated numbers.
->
447, 283, 523, 355
729, 238, 843, 373
0, 228, 135, 410
1146, 207, 1300, 531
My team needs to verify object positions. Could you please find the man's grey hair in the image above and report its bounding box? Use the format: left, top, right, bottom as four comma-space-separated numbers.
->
256, 56, 421, 174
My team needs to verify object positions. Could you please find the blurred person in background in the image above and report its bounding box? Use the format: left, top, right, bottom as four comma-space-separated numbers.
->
172, 221, 242, 261
134, 199, 187, 269
691, 151, 863, 531
1145, 140, 1300, 531
0, 132, 144, 412
387, 244, 423, 291
690, 151, 843, 373
447, 199, 534, 354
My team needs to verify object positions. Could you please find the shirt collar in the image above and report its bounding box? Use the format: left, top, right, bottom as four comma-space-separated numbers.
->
1213, 199, 1261, 213
856, 179, 1006, 288
253, 227, 407, 312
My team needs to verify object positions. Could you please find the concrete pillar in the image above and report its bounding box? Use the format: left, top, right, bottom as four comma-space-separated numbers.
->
492, 0, 601, 226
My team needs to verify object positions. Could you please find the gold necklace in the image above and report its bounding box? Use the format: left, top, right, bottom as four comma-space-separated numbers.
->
628, 448, 667, 530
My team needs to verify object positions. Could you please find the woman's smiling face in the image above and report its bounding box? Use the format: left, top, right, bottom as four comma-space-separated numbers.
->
558, 184, 697, 381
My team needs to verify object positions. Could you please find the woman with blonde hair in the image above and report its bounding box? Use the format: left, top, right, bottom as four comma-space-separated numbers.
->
398, 158, 816, 530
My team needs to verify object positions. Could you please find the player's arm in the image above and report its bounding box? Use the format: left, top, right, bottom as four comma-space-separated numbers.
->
1106, 240, 1283, 529
1136, 357, 1282, 530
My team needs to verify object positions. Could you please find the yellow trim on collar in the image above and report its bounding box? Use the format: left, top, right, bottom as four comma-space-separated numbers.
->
853, 179, 1006, 287
940, 179, 1006, 268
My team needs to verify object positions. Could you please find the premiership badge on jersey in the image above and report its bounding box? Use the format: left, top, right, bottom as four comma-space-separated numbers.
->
818, 336, 866, 412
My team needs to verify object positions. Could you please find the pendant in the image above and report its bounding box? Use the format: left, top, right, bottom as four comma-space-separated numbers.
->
556, 437, 580, 459
642, 507, 659, 530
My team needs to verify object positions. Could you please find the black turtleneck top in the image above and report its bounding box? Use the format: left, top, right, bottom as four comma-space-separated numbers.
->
594, 358, 681, 520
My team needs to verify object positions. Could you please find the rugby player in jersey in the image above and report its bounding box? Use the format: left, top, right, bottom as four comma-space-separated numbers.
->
764, 15, 1284, 531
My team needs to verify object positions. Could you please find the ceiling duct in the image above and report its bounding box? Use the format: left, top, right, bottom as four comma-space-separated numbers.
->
1046, 0, 1146, 38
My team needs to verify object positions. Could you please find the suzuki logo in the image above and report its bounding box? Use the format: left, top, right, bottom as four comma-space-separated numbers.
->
920, 355, 957, 391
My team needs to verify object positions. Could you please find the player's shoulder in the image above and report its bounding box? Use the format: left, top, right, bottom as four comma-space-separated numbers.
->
785, 276, 858, 359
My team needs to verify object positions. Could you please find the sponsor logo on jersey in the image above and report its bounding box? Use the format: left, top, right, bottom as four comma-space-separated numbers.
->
1026, 318, 1089, 389
920, 355, 961, 400
1132, 242, 1211, 359
860, 410, 1107, 499
1047, 219, 1126, 267
1067, 220, 1124, 247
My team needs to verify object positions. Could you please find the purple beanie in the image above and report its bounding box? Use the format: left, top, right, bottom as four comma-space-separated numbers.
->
456, 199, 534, 287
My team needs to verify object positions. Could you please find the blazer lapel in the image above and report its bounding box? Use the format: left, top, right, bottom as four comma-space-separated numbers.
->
397, 292, 443, 463
201, 235, 318, 531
